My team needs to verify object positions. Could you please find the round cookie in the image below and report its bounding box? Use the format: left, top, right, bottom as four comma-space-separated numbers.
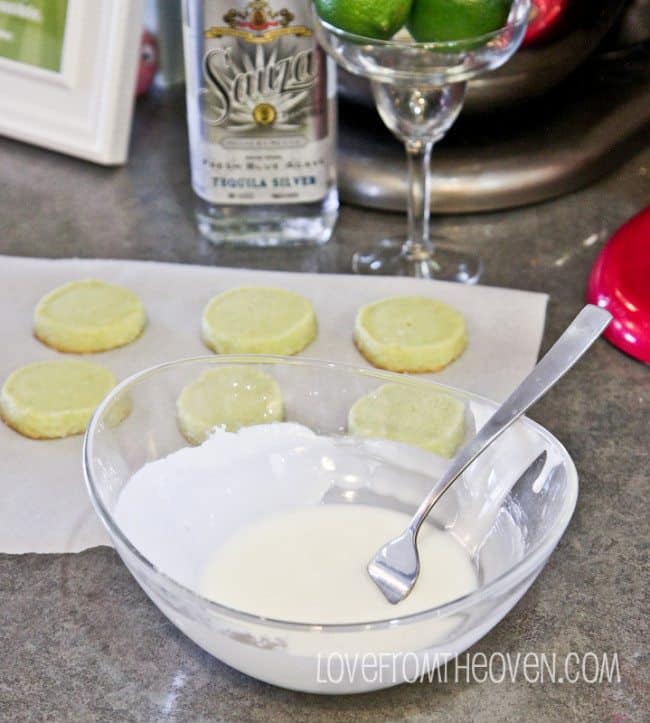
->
201, 287, 317, 355
0, 359, 117, 439
348, 382, 466, 458
354, 296, 467, 373
34, 279, 146, 353
177, 366, 284, 444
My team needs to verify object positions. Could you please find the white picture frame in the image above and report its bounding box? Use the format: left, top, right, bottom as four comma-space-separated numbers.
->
0, 0, 145, 165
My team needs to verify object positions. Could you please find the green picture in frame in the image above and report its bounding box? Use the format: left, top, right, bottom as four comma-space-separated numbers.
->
0, 0, 69, 72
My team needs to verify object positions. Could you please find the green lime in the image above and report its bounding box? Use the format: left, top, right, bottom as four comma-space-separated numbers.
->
315, 0, 413, 40
407, 0, 511, 42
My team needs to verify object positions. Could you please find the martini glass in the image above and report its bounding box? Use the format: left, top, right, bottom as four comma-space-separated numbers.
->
311, 0, 530, 281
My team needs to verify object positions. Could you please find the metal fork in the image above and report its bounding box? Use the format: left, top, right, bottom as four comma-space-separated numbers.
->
368, 304, 612, 604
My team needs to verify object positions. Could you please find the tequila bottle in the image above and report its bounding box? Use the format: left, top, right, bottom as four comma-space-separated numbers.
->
182, 0, 338, 246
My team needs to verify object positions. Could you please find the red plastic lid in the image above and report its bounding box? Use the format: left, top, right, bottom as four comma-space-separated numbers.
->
586, 206, 650, 364
523, 0, 568, 46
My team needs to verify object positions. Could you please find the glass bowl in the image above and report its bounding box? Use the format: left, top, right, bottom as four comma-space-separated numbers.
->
311, 2, 530, 87
83, 356, 577, 694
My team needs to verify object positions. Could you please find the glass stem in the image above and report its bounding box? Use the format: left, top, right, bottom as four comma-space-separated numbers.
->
404, 139, 435, 261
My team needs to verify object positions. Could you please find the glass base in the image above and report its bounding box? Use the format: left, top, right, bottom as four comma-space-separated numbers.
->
194, 187, 339, 247
351, 238, 483, 283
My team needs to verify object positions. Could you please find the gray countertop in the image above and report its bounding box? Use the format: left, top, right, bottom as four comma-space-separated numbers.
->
0, 91, 648, 722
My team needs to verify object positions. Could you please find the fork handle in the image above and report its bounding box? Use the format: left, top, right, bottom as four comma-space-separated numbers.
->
409, 305, 612, 536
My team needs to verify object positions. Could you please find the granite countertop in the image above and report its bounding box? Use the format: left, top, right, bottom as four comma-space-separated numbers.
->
0, 92, 648, 721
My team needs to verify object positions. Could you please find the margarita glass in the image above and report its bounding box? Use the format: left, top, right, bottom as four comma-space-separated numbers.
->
312, 0, 530, 281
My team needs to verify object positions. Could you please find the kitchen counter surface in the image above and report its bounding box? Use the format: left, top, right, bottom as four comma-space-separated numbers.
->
0, 91, 648, 722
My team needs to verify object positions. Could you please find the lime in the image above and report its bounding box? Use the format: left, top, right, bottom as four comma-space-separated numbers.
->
407, 0, 511, 42
315, 0, 413, 40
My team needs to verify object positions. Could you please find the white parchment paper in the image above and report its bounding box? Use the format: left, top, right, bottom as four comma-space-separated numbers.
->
0, 256, 547, 553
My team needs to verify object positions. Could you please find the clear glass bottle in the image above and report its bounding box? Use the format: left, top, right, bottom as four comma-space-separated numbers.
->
182, 0, 338, 246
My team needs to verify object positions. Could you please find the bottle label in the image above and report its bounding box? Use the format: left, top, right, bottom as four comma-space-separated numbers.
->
184, 0, 334, 206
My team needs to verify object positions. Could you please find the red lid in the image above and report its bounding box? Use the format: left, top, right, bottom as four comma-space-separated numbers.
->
523, 0, 568, 46
586, 206, 650, 364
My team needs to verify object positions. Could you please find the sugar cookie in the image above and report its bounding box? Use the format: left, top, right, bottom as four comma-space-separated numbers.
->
0, 359, 117, 439
201, 287, 316, 355
177, 366, 283, 444
348, 382, 467, 458
354, 296, 467, 372
34, 279, 146, 353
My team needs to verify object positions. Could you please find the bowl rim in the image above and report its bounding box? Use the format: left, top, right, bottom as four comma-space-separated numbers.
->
310, 0, 531, 53
83, 354, 578, 632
